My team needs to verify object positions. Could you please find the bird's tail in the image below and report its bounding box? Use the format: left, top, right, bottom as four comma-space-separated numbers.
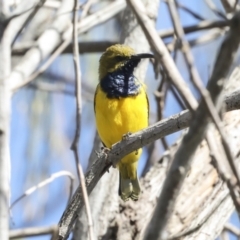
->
119, 173, 141, 201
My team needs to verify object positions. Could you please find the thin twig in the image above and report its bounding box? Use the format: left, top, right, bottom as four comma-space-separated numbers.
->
224, 223, 240, 236
220, 0, 237, 13
9, 225, 58, 239
163, 0, 205, 21
80, 0, 96, 20
11, 0, 47, 47
10, 171, 75, 209
2, 3, 38, 23
159, 19, 229, 39
155, 75, 168, 121
12, 19, 228, 56
204, 0, 227, 19
12, 29, 224, 56
167, 0, 240, 188
174, 0, 205, 21
126, 0, 198, 111
142, 142, 156, 176
169, 85, 186, 109
71, 1, 81, 183
12, 40, 118, 56
10, 0, 126, 91
70, 0, 94, 239
143, 10, 240, 240
154, 72, 170, 150
169, 28, 225, 50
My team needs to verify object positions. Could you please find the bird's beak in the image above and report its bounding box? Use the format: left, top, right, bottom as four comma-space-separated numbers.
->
131, 53, 154, 59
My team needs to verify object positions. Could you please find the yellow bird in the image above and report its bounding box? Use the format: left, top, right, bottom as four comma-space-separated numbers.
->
94, 44, 153, 201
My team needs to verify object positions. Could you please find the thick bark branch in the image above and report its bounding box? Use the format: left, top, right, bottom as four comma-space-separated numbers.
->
58, 80, 240, 239
101, 67, 240, 240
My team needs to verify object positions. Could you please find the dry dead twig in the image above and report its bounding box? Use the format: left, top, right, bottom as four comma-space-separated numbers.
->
9, 225, 58, 239
70, 0, 94, 239
143, 10, 240, 240
10, 0, 126, 91
167, 0, 240, 194
126, 0, 198, 111
10, 171, 75, 209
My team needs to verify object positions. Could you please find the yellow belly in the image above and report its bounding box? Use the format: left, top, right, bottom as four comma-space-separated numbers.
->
94, 84, 148, 169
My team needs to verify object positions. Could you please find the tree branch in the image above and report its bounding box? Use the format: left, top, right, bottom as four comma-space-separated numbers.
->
8, 0, 74, 91
126, 0, 198, 111
10, 171, 74, 209
70, 0, 94, 239
9, 225, 58, 239
143, 11, 240, 240
58, 83, 240, 239
10, 0, 126, 91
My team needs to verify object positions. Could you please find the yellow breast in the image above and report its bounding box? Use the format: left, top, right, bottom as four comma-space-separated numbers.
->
94, 84, 148, 148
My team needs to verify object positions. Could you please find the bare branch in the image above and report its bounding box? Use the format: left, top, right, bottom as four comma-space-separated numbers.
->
204, 0, 227, 19
71, 0, 94, 239
168, 0, 240, 197
143, 11, 240, 240
10, 171, 75, 209
58, 84, 240, 239
174, 0, 205, 21
159, 19, 229, 39
126, 0, 197, 111
10, 0, 126, 91
7, 0, 74, 91
224, 223, 240, 236
11, 19, 230, 56
9, 225, 58, 239
11, 0, 47, 47
221, 0, 238, 13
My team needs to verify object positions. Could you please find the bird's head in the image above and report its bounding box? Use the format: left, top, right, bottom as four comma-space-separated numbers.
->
99, 44, 154, 80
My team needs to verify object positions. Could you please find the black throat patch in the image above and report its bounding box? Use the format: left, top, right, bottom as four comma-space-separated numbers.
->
100, 59, 141, 98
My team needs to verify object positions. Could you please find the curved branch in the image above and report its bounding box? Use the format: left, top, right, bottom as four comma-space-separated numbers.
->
58, 84, 240, 239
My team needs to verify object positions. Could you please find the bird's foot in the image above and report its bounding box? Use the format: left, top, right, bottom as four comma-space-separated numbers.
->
121, 196, 130, 202
101, 146, 110, 153
122, 132, 132, 141
97, 147, 111, 165
130, 193, 139, 201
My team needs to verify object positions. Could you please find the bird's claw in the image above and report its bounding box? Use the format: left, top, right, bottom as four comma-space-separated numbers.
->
122, 132, 132, 141
101, 146, 110, 153
97, 147, 111, 164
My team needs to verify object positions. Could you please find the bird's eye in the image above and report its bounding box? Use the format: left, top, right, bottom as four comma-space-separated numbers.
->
115, 56, 125, 61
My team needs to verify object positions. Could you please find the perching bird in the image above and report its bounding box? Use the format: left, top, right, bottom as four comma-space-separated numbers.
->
94, 44, 153, 201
